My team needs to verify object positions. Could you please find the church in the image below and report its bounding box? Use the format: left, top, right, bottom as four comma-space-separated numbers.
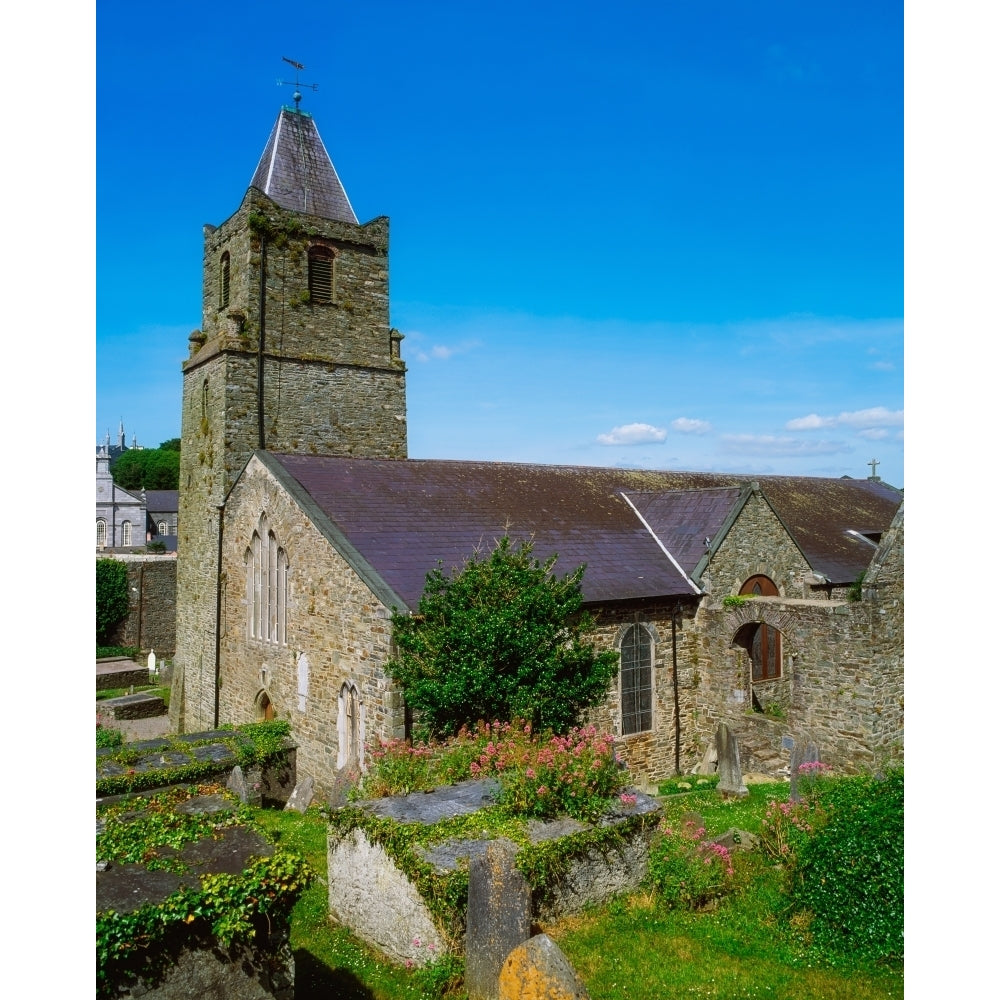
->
171, 102, 903, 798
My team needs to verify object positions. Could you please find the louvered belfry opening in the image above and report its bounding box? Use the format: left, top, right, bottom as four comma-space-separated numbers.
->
308, 246, 335, 303
220, 251, 230, 308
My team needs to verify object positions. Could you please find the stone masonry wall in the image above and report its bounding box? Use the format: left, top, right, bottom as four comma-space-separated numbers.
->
582, 599, 700, 784
218, 457, 405, 800
684, 490, 901, 774
174, 186, 407, 736
102, 554, 177, 657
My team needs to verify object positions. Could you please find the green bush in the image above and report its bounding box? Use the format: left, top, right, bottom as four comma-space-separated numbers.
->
97, 645, 139, 658
788, 769, 903, 962
96, 724, 124, 749
96, 559, 130, 645
387, 537, 619, 737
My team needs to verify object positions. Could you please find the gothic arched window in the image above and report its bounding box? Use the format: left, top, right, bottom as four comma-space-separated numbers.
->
96, 519, 107, 548
245, 515, 288, 644
619, 623, 653, 735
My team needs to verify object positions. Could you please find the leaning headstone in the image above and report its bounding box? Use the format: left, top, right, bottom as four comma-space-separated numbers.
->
284, 775, 315, 813
804, 742, 820, 765
715, 723, 748, 798
694, 740, 718, 775
227, 764, 250, 803
466, 839, 531, 1000
498, 933, 591, 1000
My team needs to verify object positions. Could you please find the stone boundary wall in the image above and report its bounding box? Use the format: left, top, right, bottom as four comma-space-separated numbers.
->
101, 554, 177, 657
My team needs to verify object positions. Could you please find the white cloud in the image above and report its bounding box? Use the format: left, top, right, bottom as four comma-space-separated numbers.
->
870, 360, 895, 371
597, 422, 668, 446
836, 407, 903, 428
720, 435, 850, 457
857, 428, 889, 440
786, 413, 835, 430
671, 417, 712, 434
786, 406, 903, 432
408, 338, 482, 363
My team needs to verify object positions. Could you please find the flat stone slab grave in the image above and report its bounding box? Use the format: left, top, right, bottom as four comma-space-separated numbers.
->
98, 692, 167, 720
328, 781, 661, 967
97, 657, 150, 691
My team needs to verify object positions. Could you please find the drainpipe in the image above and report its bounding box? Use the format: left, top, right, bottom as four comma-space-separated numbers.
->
137, 563, 144, 652
257, 236, 267, 449
672, 604, 681, 775
214, 502, 225, 728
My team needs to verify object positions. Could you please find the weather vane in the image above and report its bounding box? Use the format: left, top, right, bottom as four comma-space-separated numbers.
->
276, 57, 318, 110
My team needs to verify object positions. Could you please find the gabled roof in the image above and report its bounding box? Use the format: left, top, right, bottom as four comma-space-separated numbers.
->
624, 487, 744, 576
265, 455, 702, 609
248, 108, 358, 224
144, 490, 179, 513
756, 477, 901, 584
258, 455, 902, 610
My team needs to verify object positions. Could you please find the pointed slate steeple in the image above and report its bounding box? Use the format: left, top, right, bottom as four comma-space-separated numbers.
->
249, 108, 358, 224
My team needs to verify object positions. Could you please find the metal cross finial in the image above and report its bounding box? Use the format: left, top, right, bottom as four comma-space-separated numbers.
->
868, 458, 880, 479
277, 56, 318, 110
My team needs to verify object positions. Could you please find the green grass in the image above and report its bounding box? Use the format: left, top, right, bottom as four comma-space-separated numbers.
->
249, 782, 901, 1000
96, 685, 170, 707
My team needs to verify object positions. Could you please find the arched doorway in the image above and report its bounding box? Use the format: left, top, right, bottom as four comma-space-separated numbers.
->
256, 690, 275, 721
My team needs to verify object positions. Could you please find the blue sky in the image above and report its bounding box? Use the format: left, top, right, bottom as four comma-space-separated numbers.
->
96, 0, 903, 485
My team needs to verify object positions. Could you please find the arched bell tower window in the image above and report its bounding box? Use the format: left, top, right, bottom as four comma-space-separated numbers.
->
219, 251, 230, 309
308, 246, 335, 303
735, 575, 781, 682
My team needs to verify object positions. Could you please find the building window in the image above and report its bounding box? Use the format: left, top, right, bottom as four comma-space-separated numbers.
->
620, 624, 653, 735
245, 515, 288, 644
157, 520, 167, 536
96, 519, 107, 548
219, 251, 230, 309
736, 575, 782, 682
308, 246, 335, 303
122, 521, 132, 547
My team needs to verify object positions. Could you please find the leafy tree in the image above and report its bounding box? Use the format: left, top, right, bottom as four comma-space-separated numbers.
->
386, 537, 619, 737
97, 558, 130, 645
113, 447, 180, 490
158, 437, 181, 452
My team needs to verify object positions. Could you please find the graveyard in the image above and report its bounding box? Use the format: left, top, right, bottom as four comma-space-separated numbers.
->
96, 687, 903, 1000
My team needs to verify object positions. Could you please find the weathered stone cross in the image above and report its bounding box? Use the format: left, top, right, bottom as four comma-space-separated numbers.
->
868, 458, 880, 478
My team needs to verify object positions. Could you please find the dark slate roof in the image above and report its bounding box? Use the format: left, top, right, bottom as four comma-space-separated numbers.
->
263, 455, 902, 608
267, 455, 703, 609
144, 490, 178, 513
624, 487, 744, 575
757, 477, 901, 584
249, 109, 358, 224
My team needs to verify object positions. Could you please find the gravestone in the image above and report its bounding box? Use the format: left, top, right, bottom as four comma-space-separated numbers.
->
147, 650, 156, 676
788, 742, 804, 802
284, 776, 315, 813
715, 723, 748, 798
227, 765, 250, 803
465, 839, 531, 1000
498, 933, 590, 1000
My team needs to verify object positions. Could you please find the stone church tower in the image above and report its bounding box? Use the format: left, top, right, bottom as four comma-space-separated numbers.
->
172, 105, 408, 732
